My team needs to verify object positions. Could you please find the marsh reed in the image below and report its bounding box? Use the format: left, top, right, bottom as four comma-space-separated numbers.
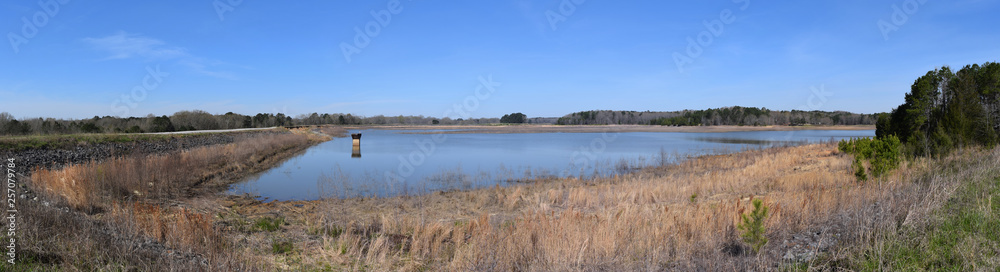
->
18, 131, 320, 270
296, 142, 985, 270
31, 133, 310, 211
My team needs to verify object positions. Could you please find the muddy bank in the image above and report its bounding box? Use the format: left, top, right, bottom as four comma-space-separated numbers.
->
0, 130, 289, 174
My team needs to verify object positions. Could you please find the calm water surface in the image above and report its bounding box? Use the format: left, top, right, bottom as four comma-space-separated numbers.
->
228, 129, 874, 200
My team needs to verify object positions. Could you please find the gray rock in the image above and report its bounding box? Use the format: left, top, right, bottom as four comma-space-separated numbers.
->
781, 229, 838, 263
0, 131, 286, 175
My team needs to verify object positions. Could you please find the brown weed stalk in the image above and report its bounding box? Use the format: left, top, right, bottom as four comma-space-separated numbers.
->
31, 133, 311, 210
303, 143, 975, 270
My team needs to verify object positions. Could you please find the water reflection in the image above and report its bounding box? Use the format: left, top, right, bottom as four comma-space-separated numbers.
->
693, 137, 797, 145
351, 133, 362, 158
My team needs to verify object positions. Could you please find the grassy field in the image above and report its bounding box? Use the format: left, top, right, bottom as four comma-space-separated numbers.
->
3, 129, 997, 271
850, 147, 1000, 270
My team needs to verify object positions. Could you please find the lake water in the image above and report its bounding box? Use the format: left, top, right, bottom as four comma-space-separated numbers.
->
227, 129, 874, 200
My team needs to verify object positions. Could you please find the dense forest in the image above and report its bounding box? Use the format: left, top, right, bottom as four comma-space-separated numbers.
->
556, 107, 878, 126
500, 112, 527, 123
876, 62, 1000, 156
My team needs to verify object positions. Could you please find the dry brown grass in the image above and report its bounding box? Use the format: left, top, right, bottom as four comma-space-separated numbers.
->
12, 194, 271, 271
289, 125, 347, 141
17, 131, 325, 270
31, 133, 311, 211
315, 125, 349, 138
261, 142, 950, 270
107, 202, 226, 255
19, 133, 983, 271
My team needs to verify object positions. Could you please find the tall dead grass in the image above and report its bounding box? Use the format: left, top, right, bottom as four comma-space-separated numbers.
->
302, 143, 962, 270
19, 132, 320, 270
31, 133, 310, 211
315, 125, 349, 138
107, 202, 226, 255
13, 196, 271, 271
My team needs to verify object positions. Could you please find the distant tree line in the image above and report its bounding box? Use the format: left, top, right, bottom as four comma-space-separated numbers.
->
0, 110, 504, 136
876, 62, 1000, 157
1, 105, 886, 137
0, 110, 295, 135
556, 106, 877, 126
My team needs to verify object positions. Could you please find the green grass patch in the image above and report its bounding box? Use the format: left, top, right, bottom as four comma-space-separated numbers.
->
272, 240, 295, 254
254, 216, 286, 232
856, 176, 1000, 271
308, 225, 343, 238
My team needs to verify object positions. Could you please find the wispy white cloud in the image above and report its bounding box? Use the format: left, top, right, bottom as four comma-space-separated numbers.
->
179, 59, 239, 80
82, 32, 239, 80
82, 31, 187, 60
321, 99, 412, 110
145, 99, 247, 115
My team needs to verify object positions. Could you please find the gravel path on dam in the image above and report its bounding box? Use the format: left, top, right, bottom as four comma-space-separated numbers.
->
1, 130, 288, 174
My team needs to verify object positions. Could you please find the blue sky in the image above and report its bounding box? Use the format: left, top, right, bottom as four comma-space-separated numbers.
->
2, 0, 999, 119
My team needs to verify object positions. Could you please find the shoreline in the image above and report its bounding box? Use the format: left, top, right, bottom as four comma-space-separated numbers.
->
15, 129, 993, 270
345, 124, 876, 134
11, 125, 893, 270
219, 142, 864, 269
